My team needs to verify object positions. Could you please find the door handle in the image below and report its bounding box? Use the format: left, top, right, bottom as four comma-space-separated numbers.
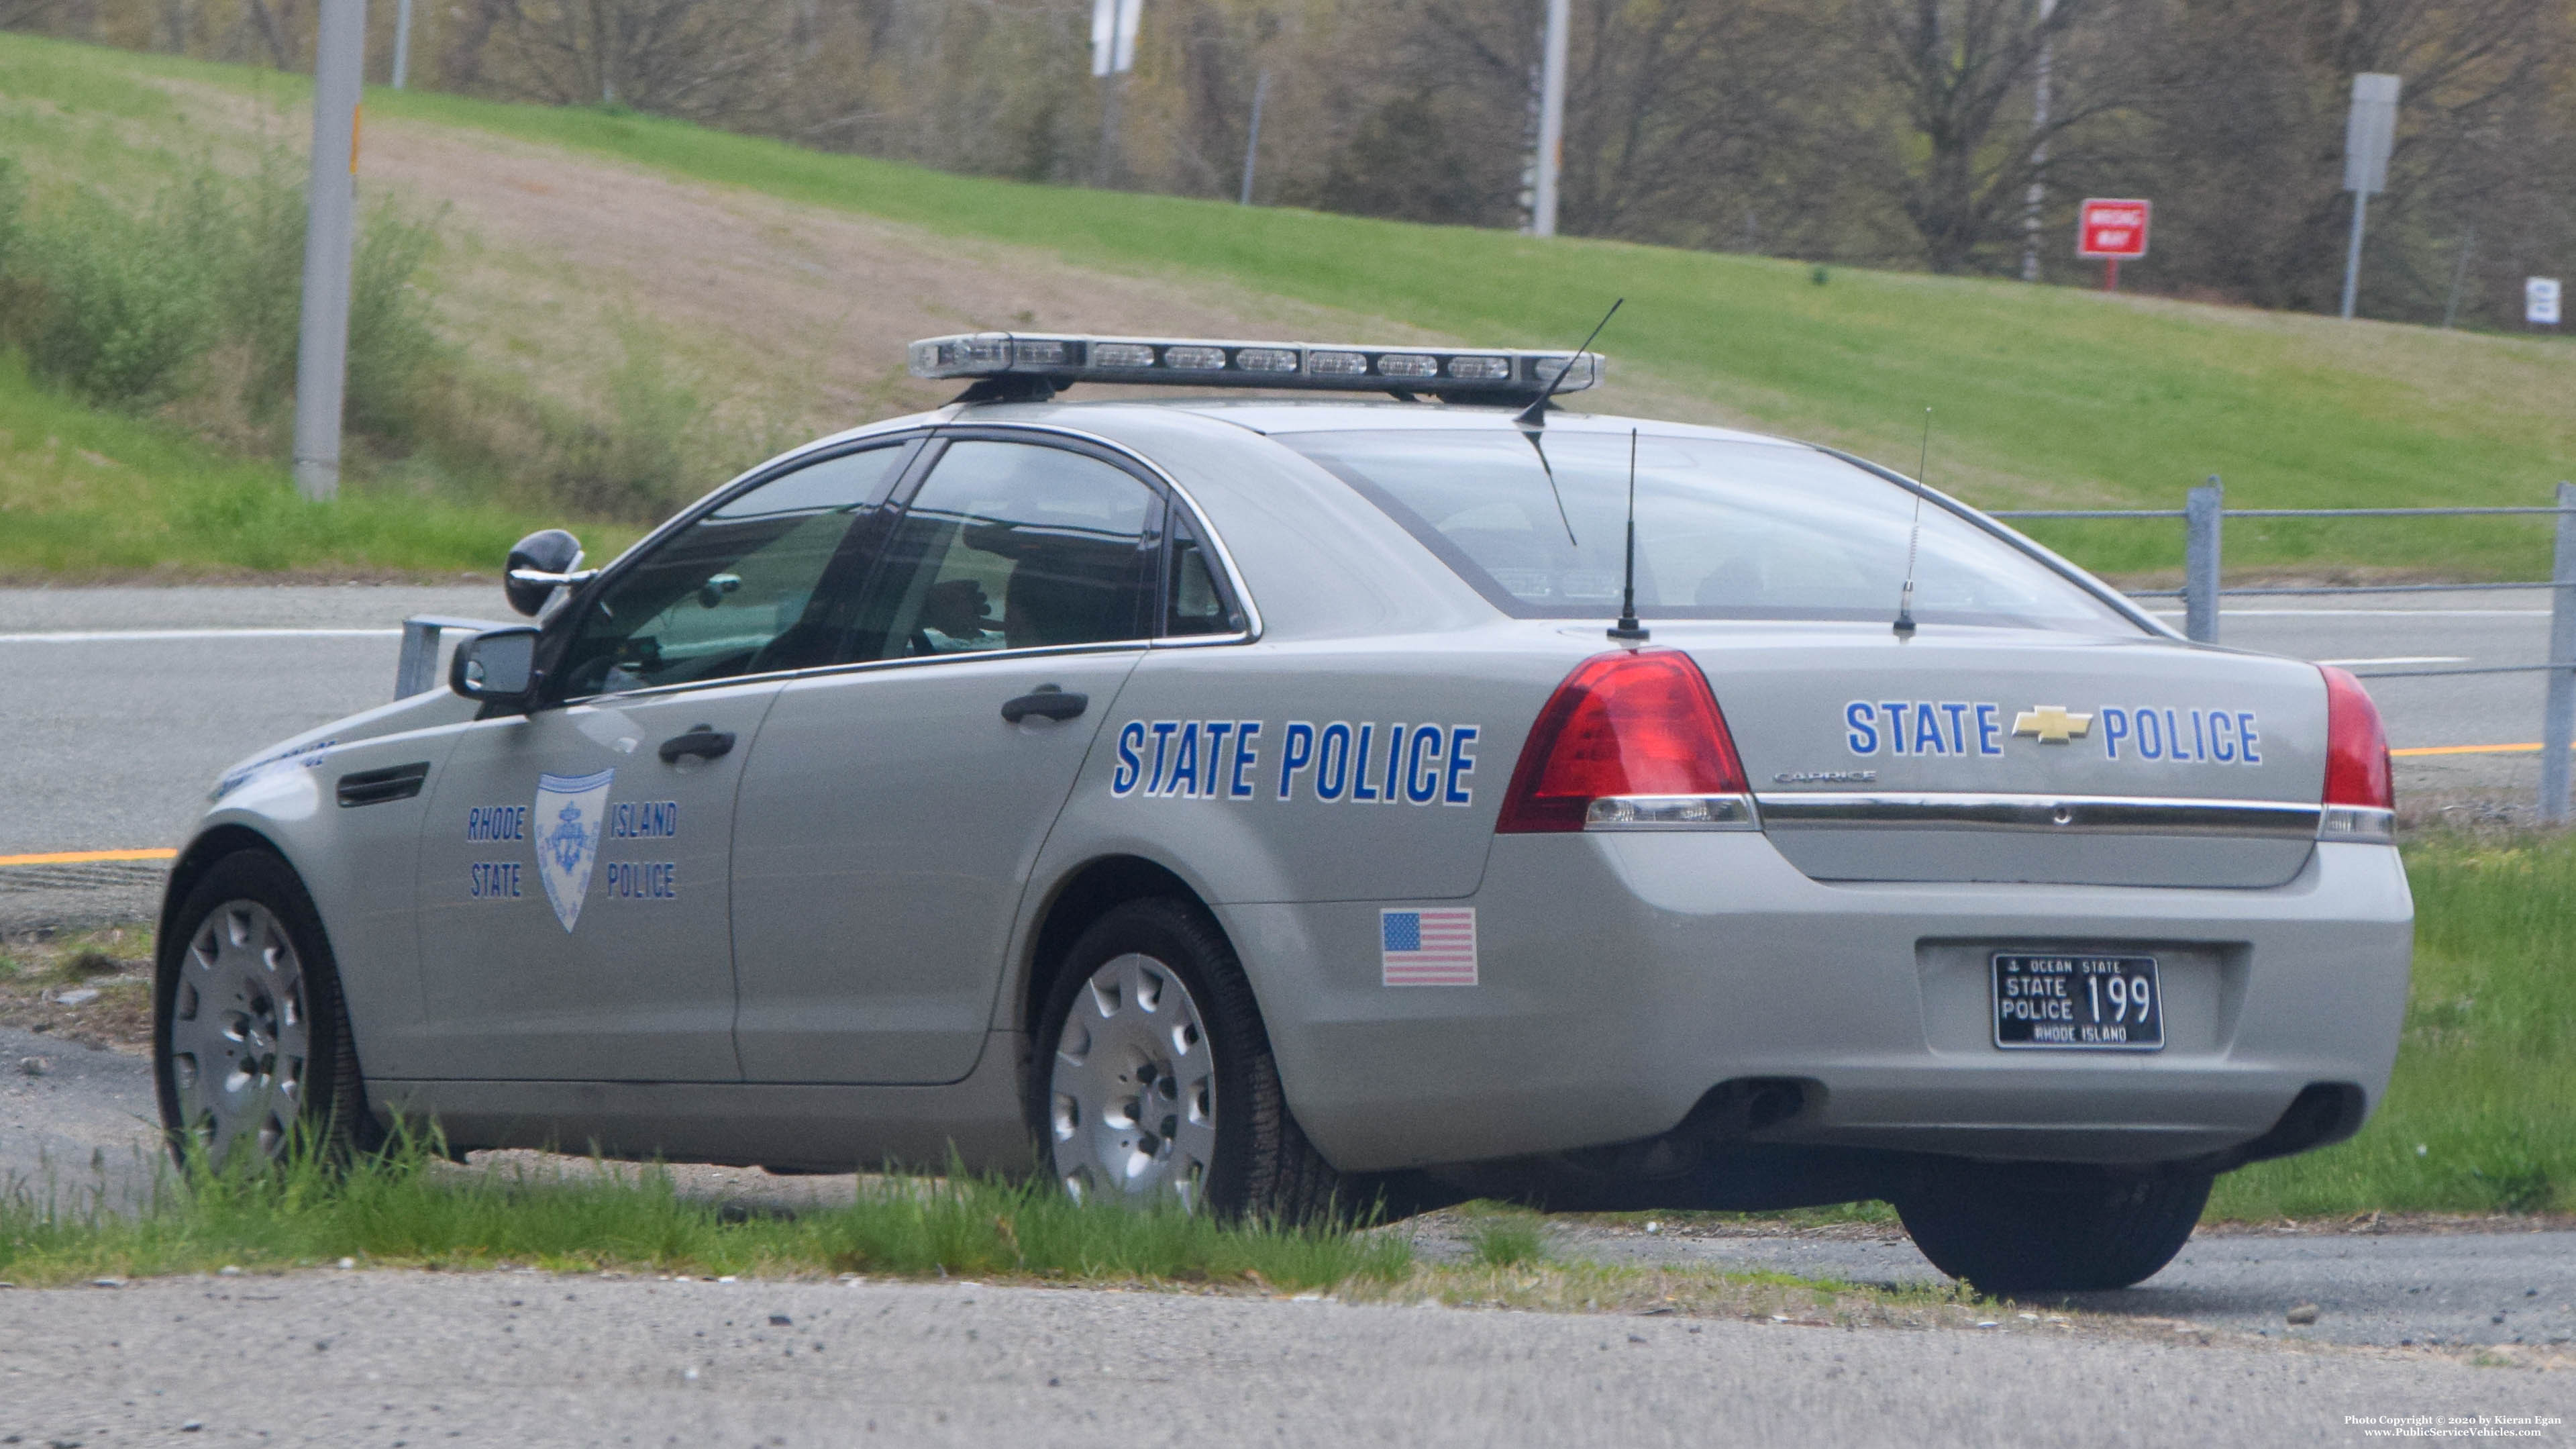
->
658, 724, 736, 763
1000, 686, 1088, 723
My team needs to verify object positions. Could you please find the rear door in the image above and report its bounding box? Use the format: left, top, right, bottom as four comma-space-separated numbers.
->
729, 435, 1185, 1084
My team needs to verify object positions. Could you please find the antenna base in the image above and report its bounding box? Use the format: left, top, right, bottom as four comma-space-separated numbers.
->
1892, 614, 1917, 638
1608, 619, 1651, 642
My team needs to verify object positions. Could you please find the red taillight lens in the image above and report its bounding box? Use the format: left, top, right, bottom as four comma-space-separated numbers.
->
2320, 664, 2393, 810
1496, 649, 1749, 834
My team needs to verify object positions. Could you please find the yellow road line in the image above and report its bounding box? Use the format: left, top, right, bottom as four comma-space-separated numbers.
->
2389, 742, 2571, 758
0, 847, 178, 867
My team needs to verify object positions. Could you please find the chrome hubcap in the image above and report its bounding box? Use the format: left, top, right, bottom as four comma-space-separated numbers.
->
167, 901, 309, 1170
1047, 952, 1216, 1209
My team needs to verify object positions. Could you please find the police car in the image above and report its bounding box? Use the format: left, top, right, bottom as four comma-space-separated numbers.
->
156, 332, 2410, 1293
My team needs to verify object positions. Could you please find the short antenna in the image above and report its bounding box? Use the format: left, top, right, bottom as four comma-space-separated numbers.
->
1515, 297, 1622, 429
1894, 407, 1931, 637
1609, 428, 1649, 642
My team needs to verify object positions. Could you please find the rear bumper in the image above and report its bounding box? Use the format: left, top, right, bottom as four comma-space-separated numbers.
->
1230, 835, 2411, 1175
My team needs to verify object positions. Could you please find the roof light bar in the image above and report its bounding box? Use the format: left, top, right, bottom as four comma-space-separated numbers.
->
908, 333, 1605, 403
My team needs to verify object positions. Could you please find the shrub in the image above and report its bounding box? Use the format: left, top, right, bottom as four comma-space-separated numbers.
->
0, 152, 441, 428
15, 187, 216, 406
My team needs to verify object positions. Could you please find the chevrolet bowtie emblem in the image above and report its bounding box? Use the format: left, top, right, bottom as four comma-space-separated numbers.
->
2012, 705, 2094, 744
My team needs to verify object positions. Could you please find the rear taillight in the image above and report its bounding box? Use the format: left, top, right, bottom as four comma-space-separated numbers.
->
1496, 649, 1757, 834
2318, 664, 2394, 841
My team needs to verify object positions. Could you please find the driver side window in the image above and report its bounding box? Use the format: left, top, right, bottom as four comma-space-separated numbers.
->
551, 446, 904, 701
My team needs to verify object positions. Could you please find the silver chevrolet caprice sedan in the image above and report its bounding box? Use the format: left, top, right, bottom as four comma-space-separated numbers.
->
157, 334, 2411, 1293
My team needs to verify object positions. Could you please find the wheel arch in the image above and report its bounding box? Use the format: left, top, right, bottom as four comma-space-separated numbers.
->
157, 824, 295, 951
1016, 853, 1220, 1041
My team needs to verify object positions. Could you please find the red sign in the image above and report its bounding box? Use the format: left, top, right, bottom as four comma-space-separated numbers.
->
2077, 198, 2151, 259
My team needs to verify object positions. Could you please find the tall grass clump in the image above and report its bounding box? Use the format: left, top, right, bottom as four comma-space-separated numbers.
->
2209, 830, 2576, 1219
1460, 1209, 1551, 1269
0, 1130, 1413, 1291
0, 153, 438, 434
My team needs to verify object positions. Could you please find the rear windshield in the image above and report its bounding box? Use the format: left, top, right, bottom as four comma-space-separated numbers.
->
1278, 430, 2139, 634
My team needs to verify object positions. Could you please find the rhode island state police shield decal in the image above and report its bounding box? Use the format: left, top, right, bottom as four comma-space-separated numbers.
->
533, 768, 614, 932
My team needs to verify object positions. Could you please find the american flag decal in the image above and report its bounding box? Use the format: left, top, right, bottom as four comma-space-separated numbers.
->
1381, 908, 1477, 987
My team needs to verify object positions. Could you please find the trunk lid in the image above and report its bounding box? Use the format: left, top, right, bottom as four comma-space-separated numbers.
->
1676, 623, 2328, 888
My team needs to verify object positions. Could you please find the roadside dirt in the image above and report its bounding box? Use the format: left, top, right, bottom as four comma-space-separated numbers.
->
0, 926, 152, 1054
135, 75, 1723, 451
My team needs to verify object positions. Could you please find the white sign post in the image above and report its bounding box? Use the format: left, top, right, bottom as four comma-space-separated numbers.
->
1092, 0, 1141, 185
2530, 278, 2563, 328
2339, 72, 2400, 321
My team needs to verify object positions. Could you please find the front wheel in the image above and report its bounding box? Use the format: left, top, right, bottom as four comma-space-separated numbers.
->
1030, 898, 1341, 1223
1895, 1164, 2211, 1296
154, 850, 378, 1175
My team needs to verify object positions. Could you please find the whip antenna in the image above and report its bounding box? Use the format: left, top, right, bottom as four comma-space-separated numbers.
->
1894, 407, 1931, 637
1609, 428, 1649, 642
1515, 298, 1623, 429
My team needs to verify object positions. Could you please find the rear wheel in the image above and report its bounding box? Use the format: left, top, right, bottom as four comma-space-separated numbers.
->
1031, 898, 1341, 1222
1896, 1163, 2211, 1296
154, 851, 378, 1174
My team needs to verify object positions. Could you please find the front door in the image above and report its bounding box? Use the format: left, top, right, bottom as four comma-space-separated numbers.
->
730, 436, 1168, 1083
411, 442, 913, 1081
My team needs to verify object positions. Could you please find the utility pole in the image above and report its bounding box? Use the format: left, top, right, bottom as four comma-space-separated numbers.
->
2340, 72, 2400, 321
391, 0, 411, 87
2018, 0, 2057, 282
2440, 226, 2475, 328
1092, 0, 1141, 187
291, 0, 368, 502
1239, 69, 1268, 206
1530, 0, 1568, 237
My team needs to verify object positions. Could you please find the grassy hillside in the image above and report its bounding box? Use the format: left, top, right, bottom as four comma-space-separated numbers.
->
0, 354, 573, 579
1, 34, 2573, 580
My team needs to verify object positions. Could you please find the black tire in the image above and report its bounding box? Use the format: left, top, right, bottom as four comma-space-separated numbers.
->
154, 850, 380, 1174
1895, 1162, 2211, 1296
1029, 897, 1343, 1223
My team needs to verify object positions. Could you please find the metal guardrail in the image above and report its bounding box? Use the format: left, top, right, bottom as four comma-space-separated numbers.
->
393, 615, 511, 699
1994, 479, 2576, 823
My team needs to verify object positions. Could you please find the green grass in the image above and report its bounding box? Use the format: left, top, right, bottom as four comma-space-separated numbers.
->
1457, 1205, 1553, 1268
0, 1136, 1413, 1291
4, 32, 2575, 577
0, 352, 618, 578
2210, 830, 2576, 1219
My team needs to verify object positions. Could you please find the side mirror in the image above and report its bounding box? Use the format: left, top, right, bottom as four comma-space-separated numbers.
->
505, 529, 594, 617
450, 627, 542, 707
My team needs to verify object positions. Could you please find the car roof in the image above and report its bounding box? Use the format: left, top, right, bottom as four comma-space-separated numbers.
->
793, 397, 1812, 456
977, 396, 1804, 448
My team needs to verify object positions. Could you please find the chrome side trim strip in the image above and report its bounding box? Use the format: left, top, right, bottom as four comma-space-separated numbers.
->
1752, 791, 2322, 840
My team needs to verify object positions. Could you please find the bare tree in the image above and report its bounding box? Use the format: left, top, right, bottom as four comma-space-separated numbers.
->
484, 0, 792, 117
1855, 0, 2121, 272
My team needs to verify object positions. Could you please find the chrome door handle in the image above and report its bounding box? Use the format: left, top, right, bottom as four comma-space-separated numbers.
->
658, 725, 736, 763
1000, 687, 1088, 723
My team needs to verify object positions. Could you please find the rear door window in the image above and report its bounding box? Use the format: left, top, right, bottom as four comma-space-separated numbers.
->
1278, 430, 2139, 634
842, 440, 1158, 661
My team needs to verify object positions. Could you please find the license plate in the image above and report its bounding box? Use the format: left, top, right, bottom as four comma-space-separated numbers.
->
1992, 953, 2163, 1051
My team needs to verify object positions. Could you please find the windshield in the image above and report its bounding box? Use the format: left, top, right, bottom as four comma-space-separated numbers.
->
1278, 429, 2138, 634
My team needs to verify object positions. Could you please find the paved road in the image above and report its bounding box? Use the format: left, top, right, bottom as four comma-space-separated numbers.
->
0, 586, 499, 858
1500, 1219, 2576, 1352
1, 1269, 2565, 1449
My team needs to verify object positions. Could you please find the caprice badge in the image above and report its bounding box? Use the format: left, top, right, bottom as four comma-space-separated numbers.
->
1775, 769, 1877, 785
